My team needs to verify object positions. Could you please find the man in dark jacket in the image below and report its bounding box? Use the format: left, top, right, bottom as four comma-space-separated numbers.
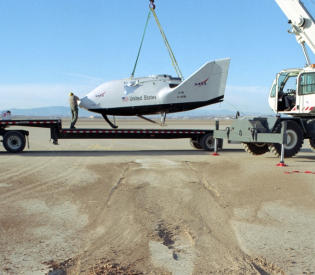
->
69, 92, 80, 128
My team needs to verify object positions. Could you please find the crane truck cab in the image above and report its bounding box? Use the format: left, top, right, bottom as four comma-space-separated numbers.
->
268, 66, 315, 115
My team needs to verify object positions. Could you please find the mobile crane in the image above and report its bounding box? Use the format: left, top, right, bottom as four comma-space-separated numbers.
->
267, 0, 315, 156
213, 0, 315, 158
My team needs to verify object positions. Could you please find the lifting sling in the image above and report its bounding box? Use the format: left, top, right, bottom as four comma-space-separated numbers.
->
131, 0, 184, 80
130, 10, 151, 79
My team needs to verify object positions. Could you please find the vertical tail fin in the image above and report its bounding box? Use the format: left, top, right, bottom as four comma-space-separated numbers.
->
171, 58, 230, 103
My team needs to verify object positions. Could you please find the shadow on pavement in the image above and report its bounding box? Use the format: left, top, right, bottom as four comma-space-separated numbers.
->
295, 155, 315, 161
1, 149, 245, 157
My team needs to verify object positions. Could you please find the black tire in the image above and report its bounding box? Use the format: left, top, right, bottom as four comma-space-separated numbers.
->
269, 121, 303, 158
243, 143, 269, 155
190, 138, 202, 150
200, 133, 223, 151
310, 138, 315, 151
3, 131, 26, 153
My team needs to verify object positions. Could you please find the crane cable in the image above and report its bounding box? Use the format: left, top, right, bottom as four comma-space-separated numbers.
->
131, 0, 184, 80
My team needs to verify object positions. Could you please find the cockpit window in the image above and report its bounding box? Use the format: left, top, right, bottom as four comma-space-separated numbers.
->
299, 72, 315, 95
277, 73, 288, 93
270, 82, 276, 98
169, 83, 179, 88
277, 72, 298, 95
282, 76, 297, 94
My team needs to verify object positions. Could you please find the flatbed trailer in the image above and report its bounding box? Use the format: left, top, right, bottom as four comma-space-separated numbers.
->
0, 119, 221, 153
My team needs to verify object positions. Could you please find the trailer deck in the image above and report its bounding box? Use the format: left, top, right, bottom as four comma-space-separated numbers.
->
56, 128, 209, 139
0, 119, 60, 128
0, 119, 216, 153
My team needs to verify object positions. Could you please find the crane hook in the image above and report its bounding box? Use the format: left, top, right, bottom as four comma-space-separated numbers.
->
149, 0, 156, 10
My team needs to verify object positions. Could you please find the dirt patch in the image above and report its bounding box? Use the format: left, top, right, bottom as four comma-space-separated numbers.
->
44, 258, 143, 275
44, 256, 284, 275
155, 222, 177, 249
252, 257, 285, 275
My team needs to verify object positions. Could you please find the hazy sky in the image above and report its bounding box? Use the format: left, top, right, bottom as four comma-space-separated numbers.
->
1, 0, 315, 114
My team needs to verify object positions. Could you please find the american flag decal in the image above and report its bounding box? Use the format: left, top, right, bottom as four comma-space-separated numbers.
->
122, 96, 129, 102
195, 78, 209, 87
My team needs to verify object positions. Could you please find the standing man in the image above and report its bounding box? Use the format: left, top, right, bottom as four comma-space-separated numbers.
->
69, 92, 80, 129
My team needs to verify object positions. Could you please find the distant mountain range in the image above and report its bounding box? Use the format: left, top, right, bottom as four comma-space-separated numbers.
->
5, 106, 92, 118
1, 106, 270, 119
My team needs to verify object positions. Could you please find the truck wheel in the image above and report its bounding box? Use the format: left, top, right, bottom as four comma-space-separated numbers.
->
310, 138, 315, 151
243, 143, 269, 155
3, 131, 26, 153
200, 133, 223, 151
190, 138, 202, 149
269, 121, 303, 158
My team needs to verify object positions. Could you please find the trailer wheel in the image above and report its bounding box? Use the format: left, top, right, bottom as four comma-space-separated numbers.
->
269, 121, 303, 158
243, 143, 269, 155
3, 131, 26, 153
200, 133, 223, 151
190, 138, 202, 149
310, 138, 315, 151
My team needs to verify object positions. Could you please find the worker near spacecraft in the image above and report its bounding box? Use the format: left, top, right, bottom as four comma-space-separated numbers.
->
69, 92, 80, 129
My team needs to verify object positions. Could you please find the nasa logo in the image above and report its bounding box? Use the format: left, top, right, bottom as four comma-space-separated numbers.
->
195, 78, 209, 87
122, 96, 129, 102
95, 92, 106, 98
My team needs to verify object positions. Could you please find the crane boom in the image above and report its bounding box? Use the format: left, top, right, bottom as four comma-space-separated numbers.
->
275, 0, 315, 62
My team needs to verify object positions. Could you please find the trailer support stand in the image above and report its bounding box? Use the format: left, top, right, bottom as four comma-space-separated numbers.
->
277, 121, 288, 167
213, 120, 220, 156
26, 135, 30, 149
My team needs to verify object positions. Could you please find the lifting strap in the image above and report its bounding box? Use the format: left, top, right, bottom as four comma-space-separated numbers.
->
150, 6, 183, 80
130, 10, 151, 78
130, 1, 183, 80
